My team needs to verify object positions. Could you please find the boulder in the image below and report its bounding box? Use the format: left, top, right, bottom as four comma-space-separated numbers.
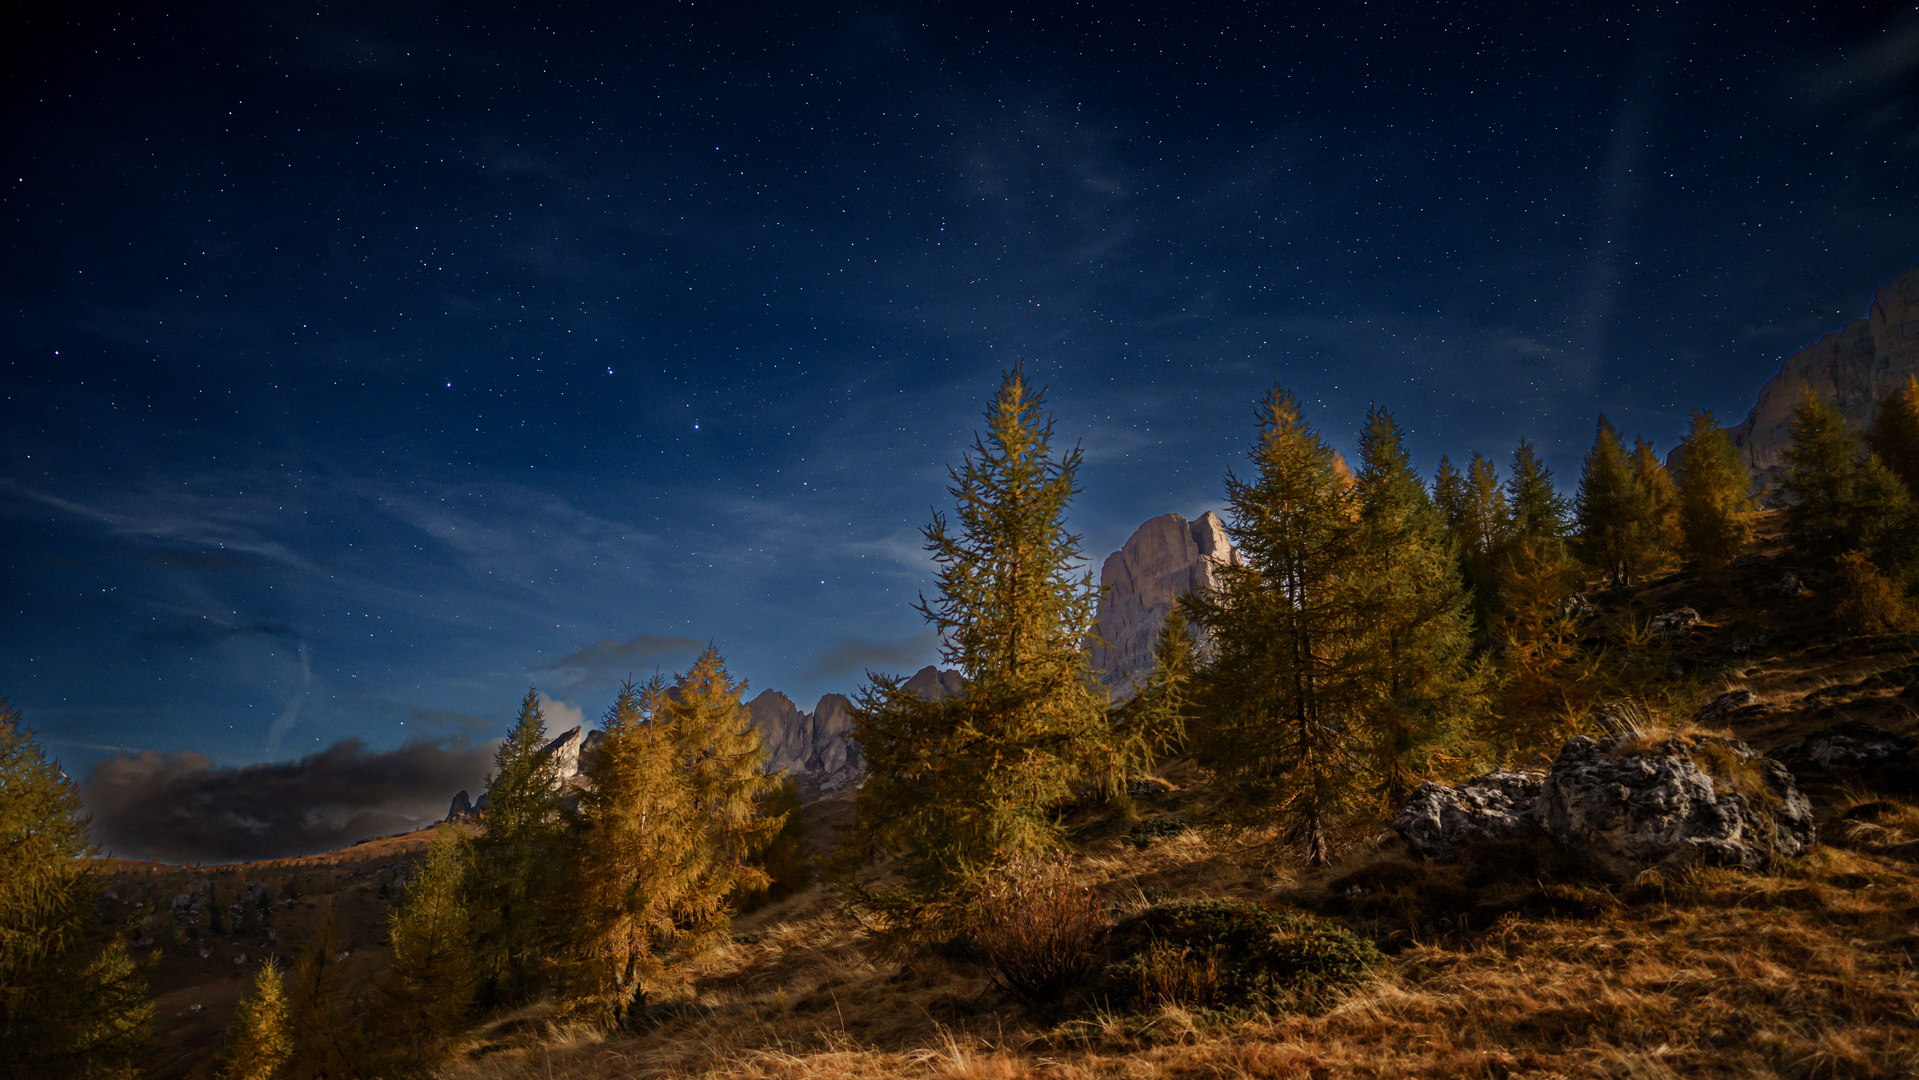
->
1649, 607, 1700, 635
1772, 720, 1918, 773
1089, 511, 1241, 694
1537, 735, 1815, 879
1771, 573, 1808, 597
1694, 689, 1768, 726
1392, 771, 1546, 860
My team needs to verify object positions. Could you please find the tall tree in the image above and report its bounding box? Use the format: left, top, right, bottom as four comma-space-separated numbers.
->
218, 958, 293, 1080
654, 647, 780, 956
284, 909, 370, 1079
0, 700, 151, 1080
1574, 416, 1644, 585
1866, 375, 1919, 498
840, 369, 1108, 929
1506, 438, 1570, 552
1778, 388, 1918, 572
1627, 437, 1679, 580
564, 677, 701, 1026
465, 689, 564, 1005
1351, 407, 1489, 808
1183, 386, 1365, 866
380, 827, 476, 1071
1675, 409, 1756, 575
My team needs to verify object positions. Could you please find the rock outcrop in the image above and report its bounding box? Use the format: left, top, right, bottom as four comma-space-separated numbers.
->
1395, 734, 1816, 879
747, 689, 873, 797
1091, 511, 1241, 694
1393, 771, 1546, 861
1537, 735, 1815, 879
443, 789, 473, 824
1772, 720, 1918, 775
1721, 266, 1919, 489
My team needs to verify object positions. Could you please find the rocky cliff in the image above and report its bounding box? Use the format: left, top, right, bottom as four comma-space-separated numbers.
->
1726, 266, 1919, 488
1090, 511, 1240, 694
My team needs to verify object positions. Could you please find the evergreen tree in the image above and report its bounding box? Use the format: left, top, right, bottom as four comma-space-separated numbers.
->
464, 689, 564, 1005
1432, 455, 1466, 535
1459, 452, 1510, 563
1866, 375, 1919, 498
1108, 607, 1196, 770
654, 647, 780, 957
1506, 438, 1570, 551
1627, 437, 1679, 580
840, 369, 1108, 928
380, 828, 475, 1071
1351, 407, 1489, 808
1183, 386, 1365, 866
563, 678, 696, 1026
285, 909, 370, 1079
1778, 388, 1918, 574
218, 958, 293, 1080
0, 700, 151, 1080
1574, 416, 1644, 585
1489, 542, 1593, 759
1675, 409, 1755, 575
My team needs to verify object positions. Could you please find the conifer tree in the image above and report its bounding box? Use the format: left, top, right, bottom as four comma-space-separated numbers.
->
285, 909, 370, 1079
1489, 542, 1594, 759
1675, 409, 1755, 575
1778, 388, 1918, 574
1866, 375, 1919, 498
0, 700, 151, 1080
1109, 608, 1196, 768
653, 647, 779, 955
1627, 437, 1679, 579
841, 369, 1108, 928
219, 957, 293, 1080
380, 827, 475, 1070
1574, 416, 1643, 585
1183, 386, 1364, 866
1432, 455, 1466, 534
465, 689, 564, 1005
1459, 452, 1510, 563
1506, 438, 1570, 552
563, 677, 698, 1026
1351, 407, 1488, 808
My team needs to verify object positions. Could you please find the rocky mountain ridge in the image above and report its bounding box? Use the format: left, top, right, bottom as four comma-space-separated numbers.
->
1089, 511, 1240, 694
1724, 265, 1919, 489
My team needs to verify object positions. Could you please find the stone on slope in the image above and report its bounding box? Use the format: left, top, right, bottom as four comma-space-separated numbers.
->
1719, 266, 1919, 489
1537, 735, 1815, 880
1772, 720, 1918, 773
1090, 511, 1241, 694
1392, 771, 1546, 861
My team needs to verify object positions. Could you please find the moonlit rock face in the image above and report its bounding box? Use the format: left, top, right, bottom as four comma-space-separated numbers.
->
1725, 267, 1919, 489
538, 726, 585, 780
1090, 511, 1240, 696
902, 665, 964, 702
749, 690, 813, 777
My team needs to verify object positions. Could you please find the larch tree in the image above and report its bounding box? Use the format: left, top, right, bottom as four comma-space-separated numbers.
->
1778, 388, 1917, 572
465, 689, 565, 1006
564, 677, 704, 1027
654, 647, 780, 957
1675, 409, 1756, 575
1627, 437, 1679, 580
1866, 375, 1919, 498
1351, 407, 1488, 809
0, 699, 151, 1080
1506, 438, 1571, 554
380, 826, 476, 1070
1574, 416, 1645, 586
840, 368, 1108, 931
1183, 386, 1366, 867
218, 957, 293, 1080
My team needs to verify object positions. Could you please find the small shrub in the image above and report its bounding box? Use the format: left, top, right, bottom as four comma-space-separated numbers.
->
1834, 550, 1917, 635
1099, 899, 1381, 1013
975, 854, 1108, 1006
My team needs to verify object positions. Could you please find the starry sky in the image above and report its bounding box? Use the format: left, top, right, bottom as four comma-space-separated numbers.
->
4, 1, 1916, 859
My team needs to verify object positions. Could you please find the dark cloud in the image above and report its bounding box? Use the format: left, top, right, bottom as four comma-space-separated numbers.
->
536, 633, 704, 690
408, 707, 502, 740
807, 630, 938, 680
82, 737, 494, 863
136, 619, 299, 649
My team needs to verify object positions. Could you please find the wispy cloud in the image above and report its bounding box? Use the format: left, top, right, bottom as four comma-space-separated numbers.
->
807, 630, 937, 679
535, 632, 705, 692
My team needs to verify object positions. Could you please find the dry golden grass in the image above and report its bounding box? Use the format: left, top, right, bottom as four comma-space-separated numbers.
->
437, 806, 1919, 1080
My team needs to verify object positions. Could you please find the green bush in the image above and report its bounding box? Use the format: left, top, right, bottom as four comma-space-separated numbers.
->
1098, 899, 1381, 1012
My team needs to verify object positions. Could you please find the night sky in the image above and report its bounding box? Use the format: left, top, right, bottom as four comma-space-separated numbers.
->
4, 1, 1916, 859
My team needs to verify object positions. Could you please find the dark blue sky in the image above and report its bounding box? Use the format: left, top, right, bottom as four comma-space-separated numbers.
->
3, 1, 1916, 850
